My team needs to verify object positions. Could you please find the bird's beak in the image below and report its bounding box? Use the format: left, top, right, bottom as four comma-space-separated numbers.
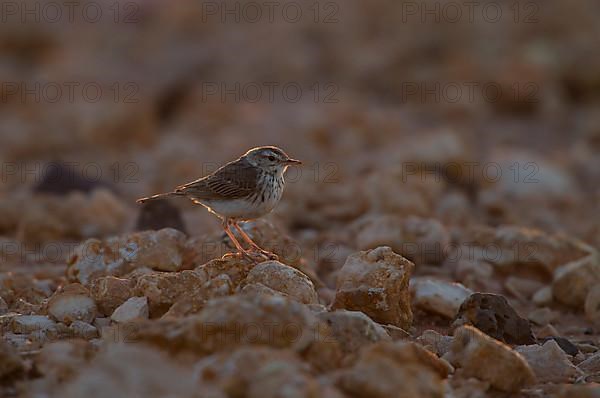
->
285, 158, 302, 165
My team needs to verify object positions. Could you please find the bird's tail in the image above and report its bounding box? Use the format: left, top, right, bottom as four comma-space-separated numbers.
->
136, 191, 182, 204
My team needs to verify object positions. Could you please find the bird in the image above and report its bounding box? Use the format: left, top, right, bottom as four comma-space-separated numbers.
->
137, 146, 301, 260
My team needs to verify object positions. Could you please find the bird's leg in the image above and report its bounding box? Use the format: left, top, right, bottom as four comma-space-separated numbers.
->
233, 222, 278, 260
222, 218, 254, 261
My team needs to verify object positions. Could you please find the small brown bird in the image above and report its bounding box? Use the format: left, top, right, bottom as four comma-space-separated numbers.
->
137, 146, 301, 260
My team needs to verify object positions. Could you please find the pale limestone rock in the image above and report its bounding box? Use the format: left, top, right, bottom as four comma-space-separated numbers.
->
338, 341, 448, 398
67, 228, 188, 285
317, 310, 391, 361
129, 294, 342, 370
244, 261, 318, 304
354, 215, 450, 266
34, 340, 95, 390
578, 351, 600, 374
57, 344, 222, 398
553, 255, 600, 307
111, 297, 149, 323
532, 286, 554, 306
134, 270, 206, 317
11, 315, 56, 334
515, 340, 582, 383
69, 321, 99, 339
47, 284, 97, 325
585, 285, 600, 324
465, 225, 589, 274
89, 276, 133, 316
416, 329, 453, 357
411, 278, 472, 318
193, 346, 342, 397
447, 325, 535, 392
527, 307, 558, 326
332, 246, 414, 329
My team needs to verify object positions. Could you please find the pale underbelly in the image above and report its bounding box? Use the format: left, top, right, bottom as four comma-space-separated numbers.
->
193, 197, 278, 220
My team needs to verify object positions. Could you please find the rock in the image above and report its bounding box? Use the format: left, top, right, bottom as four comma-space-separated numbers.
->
118, 228, 188, 272
69, 321, 99, 339
504, 276, 545, 301
353, 215, 450, 266
111, 297, 149, 323
535, 324, 560, 339
0, 339, 23, 380
553, 255, 600, 308
18, 189, 127, 244
195, 256, 256, 288
585, 285, 600, 324
452, 293, 536, 345
532, 286, 553, 306
130, 294, 341, 370
515, 340, 582, 383
66, 239, 109, 285
243, 261, 318, 304
240, 282, 288, 300
0, 272, 49, 307
57, 343, 219, 398
194, 347, 330, 397
317, 310, 391, 362
0, 297, 7, 315
558, 384, 600, 398
134, 270, 207, 317
33, 162, 108, 195
416, 330, 453, 357
246, 361, 332, 398
11, 315, 56, 334
411, 278, 472, 318
464, 225, 589, 275
337, 341, 448, 398
89, 276, 133, 316
135, 199, 187, 234
34, 340, 95, 388
47, 284, 97, 325
67, 228, 189, 285
577, 351, 600, 374
332, 246, 414, 329
447, 325, 535, 392
527, 307, 558, 326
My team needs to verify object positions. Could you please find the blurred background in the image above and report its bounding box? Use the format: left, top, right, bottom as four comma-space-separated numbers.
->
0, 0, 598, 266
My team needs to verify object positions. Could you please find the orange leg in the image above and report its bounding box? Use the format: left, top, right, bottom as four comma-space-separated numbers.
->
233, 222, 278, 260
222, 219, 254, 261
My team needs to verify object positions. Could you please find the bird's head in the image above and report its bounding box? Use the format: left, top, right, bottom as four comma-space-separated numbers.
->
243, 146, 301, 173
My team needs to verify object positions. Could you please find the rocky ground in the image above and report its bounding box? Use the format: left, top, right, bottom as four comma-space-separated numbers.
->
1, 0, 600, 397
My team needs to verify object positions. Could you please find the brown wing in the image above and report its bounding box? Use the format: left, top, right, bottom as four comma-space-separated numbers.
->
174, 158, 259, 201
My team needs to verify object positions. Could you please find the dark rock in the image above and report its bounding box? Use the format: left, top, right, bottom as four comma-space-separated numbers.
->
452, 293, 536, 345
33, 162, 110, 195
135, 199, 187, 234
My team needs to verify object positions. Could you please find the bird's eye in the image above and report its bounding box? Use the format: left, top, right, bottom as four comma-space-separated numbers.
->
267, 156, 275, 161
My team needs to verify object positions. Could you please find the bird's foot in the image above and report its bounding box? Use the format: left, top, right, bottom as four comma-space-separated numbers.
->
250, 248, 279, 261
222, 251, 256, 263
